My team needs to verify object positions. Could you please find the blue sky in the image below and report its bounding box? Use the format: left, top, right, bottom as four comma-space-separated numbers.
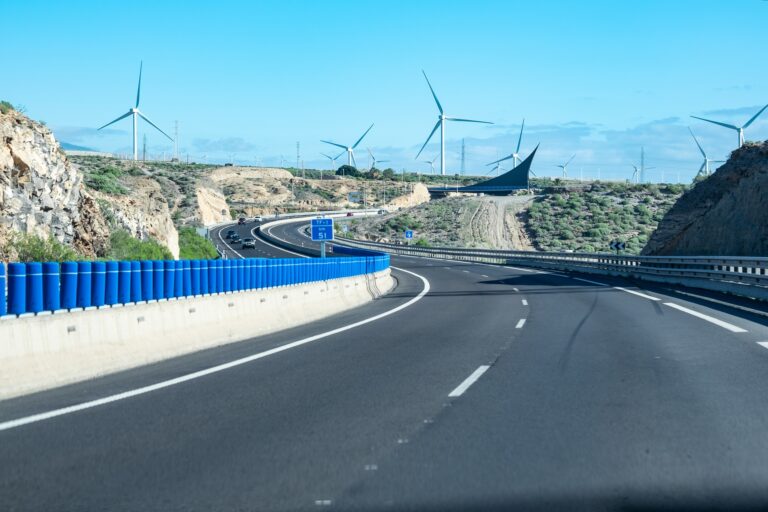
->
3, 0, 767, 182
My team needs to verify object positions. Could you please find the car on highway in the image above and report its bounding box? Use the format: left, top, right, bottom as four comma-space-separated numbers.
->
238, 217, 246, 225
377, 209, 387, 215
241, 238, 256, 248
225, 229, 236, 239
231, 234, 241, 242
346, 212, 354, 217
254, 216, 264, 222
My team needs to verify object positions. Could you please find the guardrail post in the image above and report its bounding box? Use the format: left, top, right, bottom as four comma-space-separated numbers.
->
130, 261, 142, 303
26, 262, 43, 314
77, 261, 92, 308
153, 260, 165, 300
91, 261, 106, 308
7, 263, 26, 316
105, 261, 119, 306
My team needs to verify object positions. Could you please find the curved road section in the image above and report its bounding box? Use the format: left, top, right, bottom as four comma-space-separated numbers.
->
3, 218, 768, 510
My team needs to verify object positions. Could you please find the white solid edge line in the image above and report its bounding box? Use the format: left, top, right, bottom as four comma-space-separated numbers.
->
515, 318, 526, 329
572, 277, 609, 287
0, 267, 430, 432
216, 225, 245, 259
614, 286, 661, 301
663, 302, 748, 333
448, 365, 491, 398
757, 342, 768, 350
521, 299, 528, 306
512, 287, 519, 292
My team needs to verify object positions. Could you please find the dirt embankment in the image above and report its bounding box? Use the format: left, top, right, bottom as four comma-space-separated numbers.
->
644, 141, 768, 256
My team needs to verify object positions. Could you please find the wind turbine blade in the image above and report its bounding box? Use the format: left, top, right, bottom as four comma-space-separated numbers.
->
529, 170, 537, 177
334, 150, 345, 160
565, 154, 576, 166
321, 140, 348, 150
352, 123, 374, 149
379, 160, 390, 163
688, 127, 706, 158
367, 147, 374, 159
699, 162, 706, 174
486, 154, 514, 166
351, 152, 357, 168
422, 70, 443, 114
137, 111, 173, 141
415, 120, 441, 160
135, 61, 143, 108
516, 118, 525, 153
690, 115, 739, 131
320, 153, 334, 160
743, 103, 768, 128
445, 117, 493, 124
98, 110, 132, 130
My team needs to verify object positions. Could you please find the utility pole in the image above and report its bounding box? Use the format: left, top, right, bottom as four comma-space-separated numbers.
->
301, 159, 305, 179
296, 141, 300, 169
460, 138, 466, 176
174, 120, 179, 162
142, 134, 147, 162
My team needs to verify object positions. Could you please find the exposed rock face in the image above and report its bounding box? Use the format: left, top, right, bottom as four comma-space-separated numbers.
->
643, 141, 768, 256
0, 109, 109, 257
384, 182, 431, 209
94, 177, 180, 259
196, 185, 230, 225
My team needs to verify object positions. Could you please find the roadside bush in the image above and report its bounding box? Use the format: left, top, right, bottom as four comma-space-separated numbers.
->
108, 230, 173, 260
84, 166, 127, 195
178, 227, 218, 259
0, 101, 14, 114
1, 232, 80, 262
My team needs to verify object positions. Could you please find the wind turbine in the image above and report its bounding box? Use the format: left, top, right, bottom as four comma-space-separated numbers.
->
422, 155, 439, 174
691, 103, 768, 148
98, 61, 173, 161
321, 151, 343, 170
367, 148, 389, 169
415, 70, 493, 176
689, 127, 725, 177
557, 155, 575, 178
321, 123, 374, 168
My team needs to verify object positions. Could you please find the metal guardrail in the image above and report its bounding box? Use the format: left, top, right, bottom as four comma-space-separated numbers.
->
336, 238, 768, 301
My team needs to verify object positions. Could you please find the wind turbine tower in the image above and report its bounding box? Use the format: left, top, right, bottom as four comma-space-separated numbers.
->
415, 71, 493, 176
321, 124, 374, 168
557, 155, 576, 178
460, 138, 466, 175
98, 61, 173, 161
689, 127, 725, 177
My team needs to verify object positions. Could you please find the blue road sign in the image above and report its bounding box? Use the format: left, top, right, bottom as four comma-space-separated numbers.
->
405, 230, 414, 239
311, 218, 334, 241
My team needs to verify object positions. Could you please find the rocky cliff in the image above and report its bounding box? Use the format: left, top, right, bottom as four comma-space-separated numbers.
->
0, 109, 109, 257
643, 141, 768, 256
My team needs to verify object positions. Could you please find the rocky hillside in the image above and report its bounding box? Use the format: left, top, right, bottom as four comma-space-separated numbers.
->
0, 108, 108, 258
643, 141, 768, 256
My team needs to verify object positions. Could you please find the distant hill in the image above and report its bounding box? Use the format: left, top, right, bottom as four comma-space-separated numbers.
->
60, 142, 95, 151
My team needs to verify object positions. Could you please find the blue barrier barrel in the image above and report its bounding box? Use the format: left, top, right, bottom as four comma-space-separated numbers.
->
140, 260, 154, 301
7, 263, 26, 315
26, 262, 43, 314
200, 260, 209, 295
91, 261, 106, 307
243, 259, 251, 290
220, 260, 229, 292
237, 259, 245, 291
215, 260, 224, 293
130, 261, 142, 303
174, 260, 184, 298
182, 260, 192, 297
77, 261, 92, 308
105, 261, 119, 305
0, 263, 6, 316
207, 259, 217, 294
118, 261, 131, 304
60, 261, 78, 309
153, 261, 165, 300
191, 260, 201, 296
164, 260, 175, 299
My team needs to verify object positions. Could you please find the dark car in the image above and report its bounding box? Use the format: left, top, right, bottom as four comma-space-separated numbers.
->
231, 234, 241, 243
242, 238, 256, 248
346, 212, 354, 217
238, 217, 246, 225
226, 229, 236, 239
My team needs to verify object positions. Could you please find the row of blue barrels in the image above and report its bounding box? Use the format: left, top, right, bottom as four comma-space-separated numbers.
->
0, 254, 390, 317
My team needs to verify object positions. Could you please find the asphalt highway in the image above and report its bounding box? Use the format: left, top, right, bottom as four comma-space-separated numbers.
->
3, 219, 768, 510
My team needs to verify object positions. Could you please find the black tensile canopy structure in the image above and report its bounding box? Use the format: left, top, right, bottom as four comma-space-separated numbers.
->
428, 144, 539, 196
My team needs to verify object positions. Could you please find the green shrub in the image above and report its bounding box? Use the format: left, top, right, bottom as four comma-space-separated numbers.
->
108, 230, 173, 260
178, 227, 219, 259
84, 166, 127, 195
1, 232, 80, 262
0, 101, 14, 114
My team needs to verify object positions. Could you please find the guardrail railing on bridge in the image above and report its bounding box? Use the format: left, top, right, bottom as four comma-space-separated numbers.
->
335, 237, 768, 301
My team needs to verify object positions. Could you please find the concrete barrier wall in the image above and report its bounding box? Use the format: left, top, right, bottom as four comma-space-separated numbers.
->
0, 269, 393, 400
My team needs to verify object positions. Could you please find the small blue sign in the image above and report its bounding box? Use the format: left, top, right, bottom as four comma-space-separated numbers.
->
405, 230, 413, 239
311, 218, 334, 241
